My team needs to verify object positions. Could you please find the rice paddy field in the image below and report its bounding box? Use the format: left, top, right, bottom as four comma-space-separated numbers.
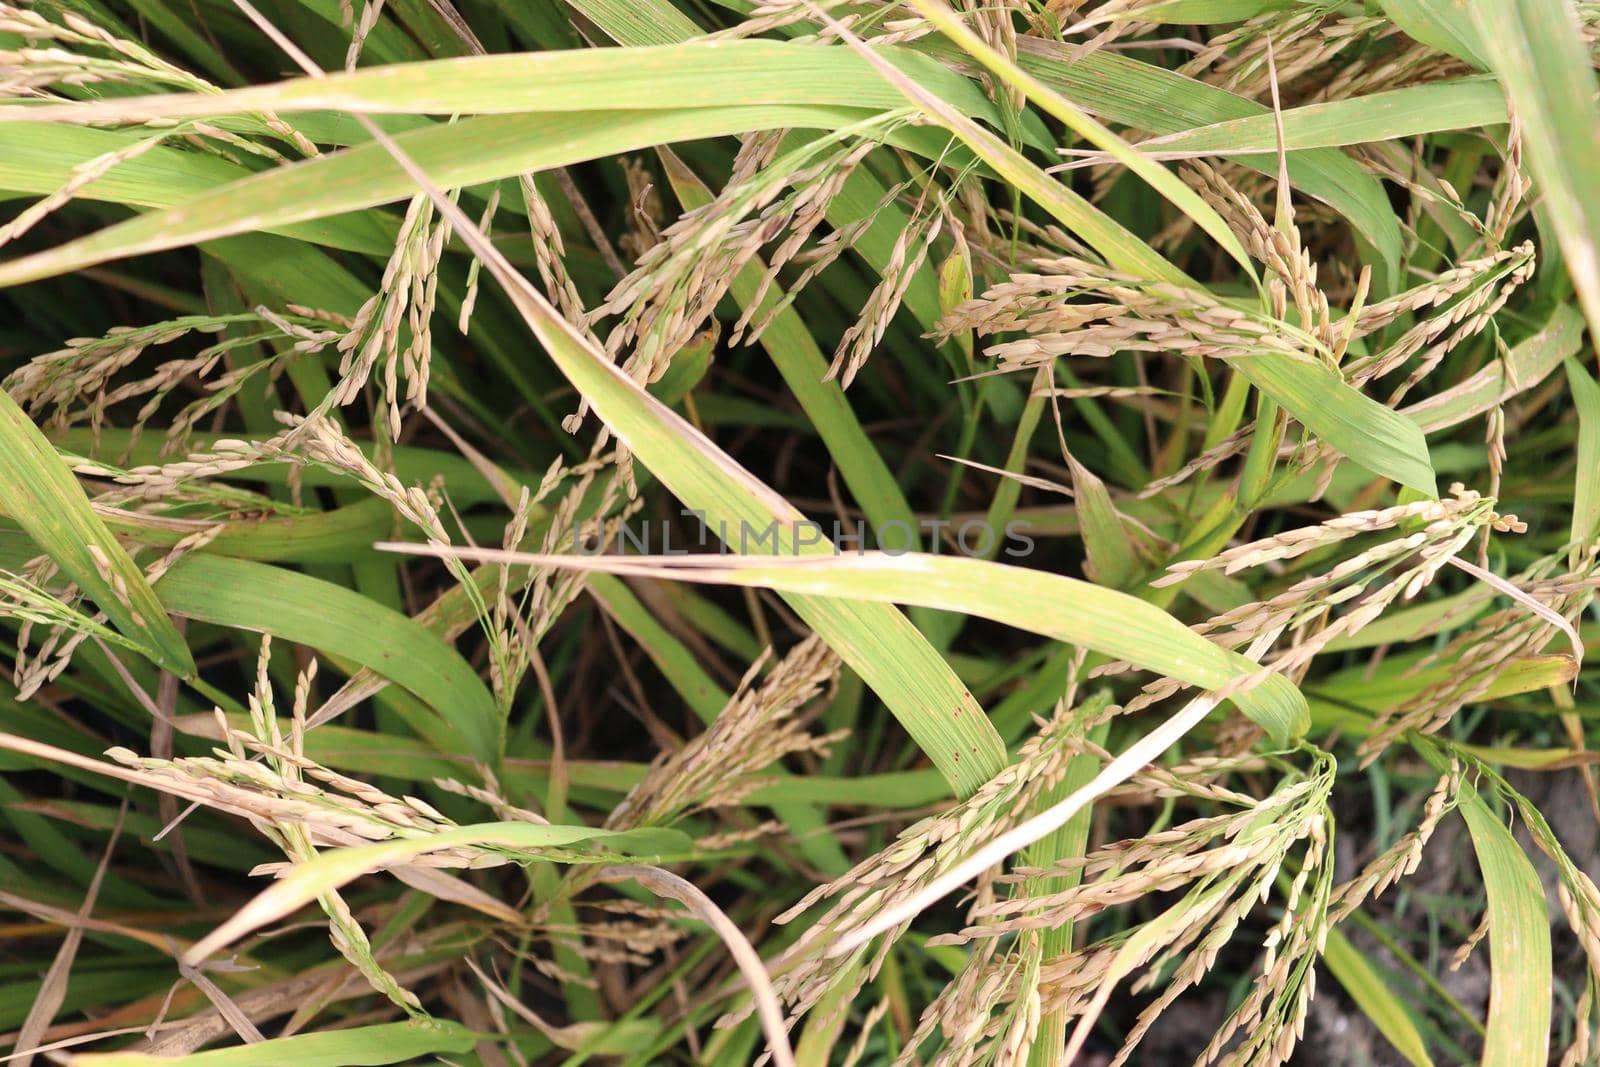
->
5, 0, 1600, 1063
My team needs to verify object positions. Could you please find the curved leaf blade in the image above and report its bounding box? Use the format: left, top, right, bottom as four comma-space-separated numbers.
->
1470, 0, 1600, 341
0, 40, 1021, 128
74, 1021, 479, 1066
384, 548, 1311, 745
0, 106, 883, 288
1458, 782, 1552, 1066
1322, 926, 1435, 1067
0, 390, 193, 675
155, 555, 500, 763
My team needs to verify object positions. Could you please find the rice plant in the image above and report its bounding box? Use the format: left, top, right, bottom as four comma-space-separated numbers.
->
3, 0, 1600, 1063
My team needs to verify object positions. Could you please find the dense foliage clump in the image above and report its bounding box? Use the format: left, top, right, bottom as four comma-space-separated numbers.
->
3, 1, 1600, 1063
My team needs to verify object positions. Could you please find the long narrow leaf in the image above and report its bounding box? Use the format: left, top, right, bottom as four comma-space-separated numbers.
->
0, 390, 193, 675
0, 106, 882, 288
382, 547, 1311, 744
1138, 77, 1506, 155
0, 534, 504, 766
1470, 0, 1600, 341
0, 40, 1025, 129
1321, 927, 1436, 1067
1457, 782, 1552, 1066
74, 1021, 479, 1066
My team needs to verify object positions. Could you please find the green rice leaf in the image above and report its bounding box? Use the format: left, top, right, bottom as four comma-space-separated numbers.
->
0, 40, 1027, 130
1565, 357, 1600, 548
1242, 352, 1437, 498
1457, 782, 1552, 1066
1321, 927, 1435, 1067
0, 107, 890, 288
1140, 77, 1506, 155
1099, 0, 1294, 22
1469, 0, 1600, 340
1383, 0, 1490, 68
0, 389, 194, 676
385, 549, 1311, 745
154, 555, 500, 763
562, 0, 702, 46
1068, 457, 1136, 589
74, 1021, 478, 1066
